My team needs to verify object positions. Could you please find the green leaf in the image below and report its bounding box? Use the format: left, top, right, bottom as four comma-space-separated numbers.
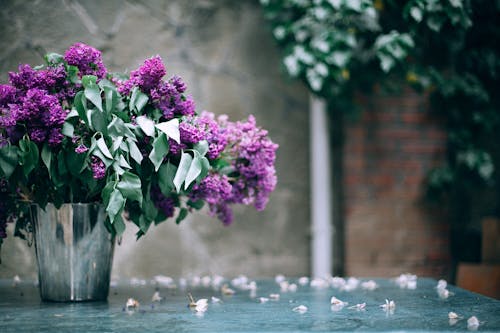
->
129, 87, 149, 113
193, 140, 209, 156
73, 91, 88, 124
136, 115, 155, 136
112, 214, 126, 236
184, 152, 202, 190
82, 75, 103, 112
173, 152, 193, 193
44, 52, 64, 65
118, 154, 132, 169
176, 207, 188, 224
101, 181, 116, 207
155, 118, 180, 144
127, 139, 143, 164
89, 108, 107, 134
65, 150, 86, 176
117, 171, 143, 206
67, 65, 80, 84
0, 145, 19, 178
62, 122, 74, 137
111, 136, 124, 154
148, 133, 169, 171
196, 156, 210, 183
106, 188, 125, 225
19, 139, 39, 177
187, 199, 204, 210
103, 85, 118, 114
158, 162, 177, 195
108, 116, 136, 139
41, 144, 52, 171
96, 137, 113, 159
143, 198, 159, 222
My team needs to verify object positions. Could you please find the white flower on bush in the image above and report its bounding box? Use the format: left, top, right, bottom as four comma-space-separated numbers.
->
311, 38, 330, 53
307, 68, 323, 91
284, 55, 300, 77
273, 26, 286, 40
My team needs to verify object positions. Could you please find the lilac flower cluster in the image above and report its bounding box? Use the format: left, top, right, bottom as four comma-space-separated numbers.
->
188, 115, 278, 225
1, 43, 108, 149
169, 111, 228, 158
151, 186, 176, 218
221, 115, 278, 210
0, 87, 67, 146
64, 42, 107, 79
116, 56, 195, 120
90, 156, 106, 180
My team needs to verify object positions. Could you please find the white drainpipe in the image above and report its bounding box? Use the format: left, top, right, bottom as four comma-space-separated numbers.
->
309, 94, 332, 278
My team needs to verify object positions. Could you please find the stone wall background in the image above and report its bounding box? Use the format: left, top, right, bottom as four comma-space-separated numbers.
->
0, 0, 311, 279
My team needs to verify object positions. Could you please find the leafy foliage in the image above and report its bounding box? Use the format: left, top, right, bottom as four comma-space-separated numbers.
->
261, 0, 500, 208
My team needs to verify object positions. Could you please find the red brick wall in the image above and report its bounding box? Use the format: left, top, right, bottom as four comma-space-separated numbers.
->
344, 88, 451, 278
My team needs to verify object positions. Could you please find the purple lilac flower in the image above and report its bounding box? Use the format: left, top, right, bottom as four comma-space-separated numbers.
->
117, 55, 166, 95
151, 186, 176, 218
219, 115, 278, 212
195, 111, 227, 159
90, 156, 106, 180
190, 173, 232, 206
170, 75, 187, 93
179, 121, 204, 144
1, 88, 67, 147
64, 42, 107, 79
75, 144, 89, 154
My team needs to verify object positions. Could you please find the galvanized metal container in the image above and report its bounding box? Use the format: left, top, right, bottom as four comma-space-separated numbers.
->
31, 203, 115, 302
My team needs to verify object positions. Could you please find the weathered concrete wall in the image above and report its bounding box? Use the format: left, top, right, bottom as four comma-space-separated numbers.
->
0, 0, 310, 279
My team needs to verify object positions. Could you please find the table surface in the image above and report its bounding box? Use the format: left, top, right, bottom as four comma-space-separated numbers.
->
0, 277, 499, 332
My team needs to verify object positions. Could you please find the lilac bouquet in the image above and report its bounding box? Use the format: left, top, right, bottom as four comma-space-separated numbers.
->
0, 43, 278, 252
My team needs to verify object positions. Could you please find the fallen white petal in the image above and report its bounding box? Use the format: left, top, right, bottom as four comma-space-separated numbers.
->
436, 279, 447, 290
275, 274, 286, 284
330, 296, 348, 306
259, 297, 269, 303
125, 298, 139, 309
154, 275, 174, 287
293, 305, 308, 313
211, 296, 222, 303
467, 316, 480, 328
269, 293, 280, 300
361, 280, 378, 290
151, 291, 162, 302
298, 277, 309, 286
349, 302, 366, 310
221, 284, 235, 295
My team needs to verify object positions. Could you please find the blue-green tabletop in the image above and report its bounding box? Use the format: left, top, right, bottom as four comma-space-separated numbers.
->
1, 277, 499, 332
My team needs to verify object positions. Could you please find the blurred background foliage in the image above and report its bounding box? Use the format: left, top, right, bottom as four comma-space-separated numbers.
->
261, 0, 500, 263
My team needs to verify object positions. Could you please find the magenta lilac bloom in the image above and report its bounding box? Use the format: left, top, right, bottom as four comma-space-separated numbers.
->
151, 186, 176, 218
75, 144, 89, 154
90, 156, 106, 180
64, 42, 107, 79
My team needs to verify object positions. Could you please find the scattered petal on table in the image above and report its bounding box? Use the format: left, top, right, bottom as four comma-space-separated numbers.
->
380, 299, 396, 310
125, 298, 140, 310
436, 279, 447, 290
361, 280, 378, 291
12, 275, 21, 287
394, 273, 417, 289
448, 311, 460, 319
151, 291, 162, 302
330, 277, 346, 289
188, 293, 208, 313
221, 284, 235, 295
310, 278, 329, 289
342, 277, 360, 291
269, 293, 280, 300
275, 274, 286, 284
211, 296, 222, 303
467, 316, 480, 330
330, 296, 348, 306
293, 305, 308, 314
348, 302, 366, 311
298, 277, 309, 286
153, 275, 174, 288
259, 297, 269, 303
437, 288, 454, 299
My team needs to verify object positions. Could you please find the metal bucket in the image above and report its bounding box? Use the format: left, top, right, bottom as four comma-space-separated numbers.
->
31, 203, 115, 302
